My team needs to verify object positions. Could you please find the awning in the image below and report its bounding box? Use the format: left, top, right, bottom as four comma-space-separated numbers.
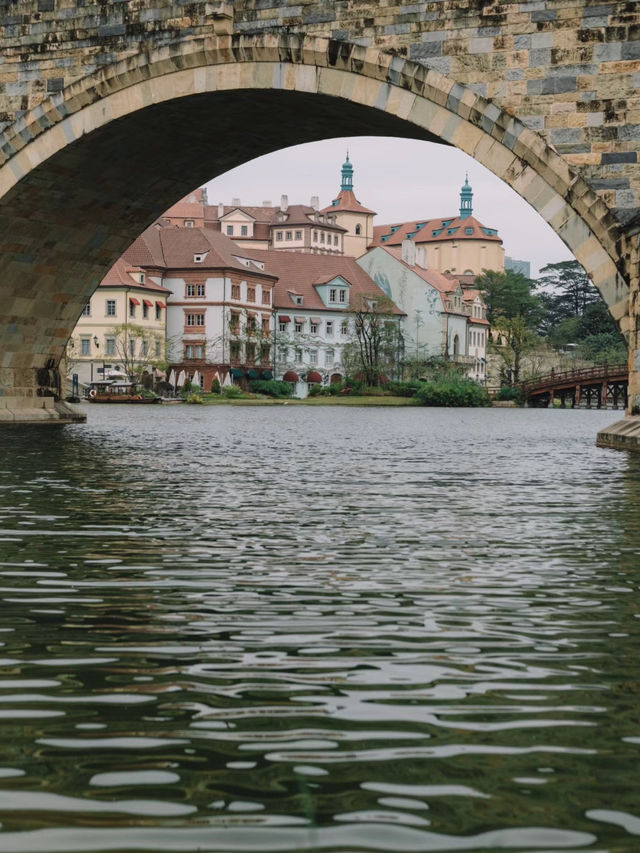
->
143, 299, 154, 307
247, 369, 260, 380
283, 370, 299, 382
230, 368, 245, 378
307, 371, 323, 384
294, 316, 306, 324
279, 315, 291, 323
156, 301, 166, 309
129, 297, 141, 305
310, 317, 321, 324
261, 370, 273, 380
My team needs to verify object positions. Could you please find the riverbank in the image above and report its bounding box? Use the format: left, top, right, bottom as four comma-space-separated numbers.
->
199, 394, 418, 406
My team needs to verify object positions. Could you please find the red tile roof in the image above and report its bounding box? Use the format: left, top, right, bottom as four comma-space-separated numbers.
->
98, 257, 170, 293
320, 189, 376, 215
371, 215, 501, 247
247, 249, 404, 315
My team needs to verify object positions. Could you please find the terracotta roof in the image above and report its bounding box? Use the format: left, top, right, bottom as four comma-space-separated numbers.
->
371, 214, 501, 247
124, 226, 277, 279
98, 257, 170, 293
320, 189, 376, 215
248, 249, 404, 315
206, 202, 346, 233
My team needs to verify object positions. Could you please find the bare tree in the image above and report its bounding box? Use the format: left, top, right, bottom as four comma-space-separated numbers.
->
342, 294, 404, 386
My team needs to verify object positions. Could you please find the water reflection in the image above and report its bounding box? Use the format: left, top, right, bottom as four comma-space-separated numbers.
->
0, 406, 638, 851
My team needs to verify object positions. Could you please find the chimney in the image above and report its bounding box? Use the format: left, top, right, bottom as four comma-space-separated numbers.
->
231, 198, 241, 206
217, 202, 224, 218
262, 200, 272, 207
201, 187, 208, 205
401, 238, 416, 266
415, 246, 427, 269
310, 195, 319, 211
280, 194, 288, 213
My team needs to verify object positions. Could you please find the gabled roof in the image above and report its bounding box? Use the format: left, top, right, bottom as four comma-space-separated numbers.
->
248, 249, 404, 315
376, 247, 470, 316
371, 214, 501, 247
320, 189, 376, 216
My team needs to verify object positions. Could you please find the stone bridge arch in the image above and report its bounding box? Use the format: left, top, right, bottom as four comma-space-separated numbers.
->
0, 33, 631, 411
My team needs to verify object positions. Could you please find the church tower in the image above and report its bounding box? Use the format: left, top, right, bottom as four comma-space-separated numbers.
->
320, 153, 376, 258
459, 174, 473, 220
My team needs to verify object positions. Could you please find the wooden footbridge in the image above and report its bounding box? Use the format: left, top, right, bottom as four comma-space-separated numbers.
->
521, 364, 628, 410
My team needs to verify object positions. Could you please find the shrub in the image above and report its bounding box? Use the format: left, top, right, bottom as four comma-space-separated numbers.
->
308, 383, 324, 396
383, 380, 423, 397
222, 385, 245, 399
248, 379, 294, 398
211, 378, 221, 394
185, 392, 204, 404
415, 378, 491, 407
495, 385, 523, 404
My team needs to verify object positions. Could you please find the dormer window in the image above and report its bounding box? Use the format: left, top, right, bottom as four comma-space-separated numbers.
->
194, 253, 205, 263
295, 295, 303, 305
139, 273, 145, 284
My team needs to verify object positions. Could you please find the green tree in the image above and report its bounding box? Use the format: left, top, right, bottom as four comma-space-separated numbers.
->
342, 293, 404, 386
475, 269, 544, 385
536, 260, 599, 332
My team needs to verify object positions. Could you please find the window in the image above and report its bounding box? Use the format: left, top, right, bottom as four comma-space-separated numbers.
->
187, 284, 195, 297
247, 315, 257, 334
334, 235, 339, 246
155, 304, 161, 320
194, 254, 205, 263
339, 289, 347, 303
129, 301, 136, 318
81, 303, 91, 317
341, 321, 349, 336
185, 344, 204, 359
295, 231, 302, 240
231, 284, 240, 299
197, 284, 205, 297
230, 341, 241, 360
453, 334, 460, 356
313, 230, 318, 241
295, 348, 303, 362
185, 219, 194, 228
320, 232, 325, 243
241, 225, 248, 236
308, 349, 317, 364
278, 347, 289, 362
260, 343, 270, 363
329, 288, 337, 302
262, 289, 271, 305
295, 322, 303, 333
106, 299, 116, 317
355, 224, 361, 235
141, 339, 149, 357
80, 338, 91, 356
143, 302, 149, 319
246, 342, 256, 362
326, 321, 333, 336
226, 225, 234, 236
186, 313, 205, 327
139, 273, 145, 284
230, 312, 240, 334
129, 339, 136, 357
247, 287, 255, 303
276, 231, 283, 241
293, 295, 303, 305
285, 231, 292, 241
261, 317, 270, 334
326, 347, 335, 366
155, 340, 161, 357
310, 322, 319, 334
106, 338, 115, 356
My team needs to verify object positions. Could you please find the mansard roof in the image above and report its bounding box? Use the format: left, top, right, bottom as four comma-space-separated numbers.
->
371, 214, 502, 247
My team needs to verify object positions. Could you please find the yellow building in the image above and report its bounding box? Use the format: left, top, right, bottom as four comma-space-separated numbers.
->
320, 154, 376, 258
370, 176, 504, 276
67, 258, 170, 387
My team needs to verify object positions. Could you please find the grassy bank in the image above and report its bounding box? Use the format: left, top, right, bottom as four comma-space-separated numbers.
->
199, 395, 418, 407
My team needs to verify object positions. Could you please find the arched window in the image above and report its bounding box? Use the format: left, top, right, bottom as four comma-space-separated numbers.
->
453, 334, 460, 356
355, 224, 361, 235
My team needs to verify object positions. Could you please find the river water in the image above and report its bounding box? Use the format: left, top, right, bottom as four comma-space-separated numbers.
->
0, 404, 639, 852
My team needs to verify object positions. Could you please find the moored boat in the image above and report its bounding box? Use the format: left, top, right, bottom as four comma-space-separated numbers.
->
86, 380, 162, 404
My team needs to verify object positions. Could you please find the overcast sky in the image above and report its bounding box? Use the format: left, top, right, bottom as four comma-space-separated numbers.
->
204, 136, 574, 279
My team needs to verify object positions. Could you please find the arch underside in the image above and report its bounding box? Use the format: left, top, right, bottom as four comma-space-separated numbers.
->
0, 36, 629, 391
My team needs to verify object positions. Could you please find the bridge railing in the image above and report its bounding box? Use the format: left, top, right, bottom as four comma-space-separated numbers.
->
521, 362, 628, 395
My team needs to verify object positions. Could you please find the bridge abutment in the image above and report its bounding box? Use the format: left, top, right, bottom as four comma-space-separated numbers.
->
0, 367, 85, 425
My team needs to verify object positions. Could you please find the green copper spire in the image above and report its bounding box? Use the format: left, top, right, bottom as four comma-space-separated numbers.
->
460, 173, 473, 220
341, 151, 354, 191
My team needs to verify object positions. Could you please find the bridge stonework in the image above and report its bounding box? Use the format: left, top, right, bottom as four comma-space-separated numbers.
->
0, 1, 638, 431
